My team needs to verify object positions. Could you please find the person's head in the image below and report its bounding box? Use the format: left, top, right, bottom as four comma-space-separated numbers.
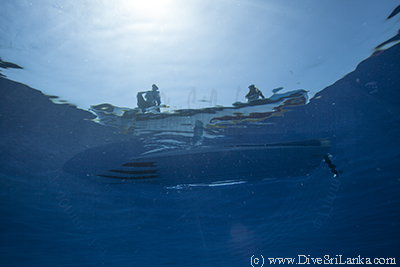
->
152, 84, 159, 91
248, 84, 256, 90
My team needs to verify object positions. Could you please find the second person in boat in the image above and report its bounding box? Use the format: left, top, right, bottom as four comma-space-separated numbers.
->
245, 84, 265, 102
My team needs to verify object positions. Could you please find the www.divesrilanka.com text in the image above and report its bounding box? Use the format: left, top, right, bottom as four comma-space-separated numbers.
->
251, 255, 396, 266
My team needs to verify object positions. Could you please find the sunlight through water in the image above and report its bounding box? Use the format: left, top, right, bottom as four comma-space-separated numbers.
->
0, 0, 399, 109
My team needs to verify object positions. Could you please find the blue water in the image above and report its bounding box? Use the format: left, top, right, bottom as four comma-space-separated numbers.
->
1, 42, 400, 267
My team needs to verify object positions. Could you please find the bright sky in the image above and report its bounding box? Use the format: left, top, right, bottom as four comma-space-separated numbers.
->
0, 0, 399, 110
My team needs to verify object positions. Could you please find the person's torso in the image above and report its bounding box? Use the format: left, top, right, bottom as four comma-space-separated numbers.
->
247, 89, 261, 100
145, 91, 160, 103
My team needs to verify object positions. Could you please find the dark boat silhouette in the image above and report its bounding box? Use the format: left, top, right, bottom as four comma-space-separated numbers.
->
94, 139, 331, 184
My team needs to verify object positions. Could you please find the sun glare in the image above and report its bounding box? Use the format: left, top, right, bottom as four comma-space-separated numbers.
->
118, 0, 177, 20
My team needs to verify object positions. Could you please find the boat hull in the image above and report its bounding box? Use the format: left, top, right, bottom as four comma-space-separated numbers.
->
94, 139, 331, 185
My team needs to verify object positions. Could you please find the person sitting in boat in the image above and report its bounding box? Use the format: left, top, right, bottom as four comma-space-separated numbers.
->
245, 84, 265, 102
137, 84, 161, 112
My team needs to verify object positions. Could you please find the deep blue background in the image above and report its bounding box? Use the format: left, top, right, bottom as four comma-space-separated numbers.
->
1, 44, 399, 266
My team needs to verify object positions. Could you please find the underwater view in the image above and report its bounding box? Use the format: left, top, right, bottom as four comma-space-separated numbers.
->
1, 1, 400, 266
